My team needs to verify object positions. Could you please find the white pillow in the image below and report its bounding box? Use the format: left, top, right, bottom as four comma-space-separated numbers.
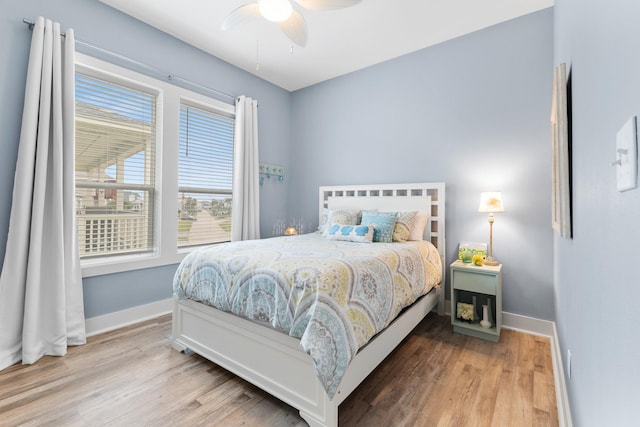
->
408, 210, 429, 241
317, 208, 330, 233
321, 209, 361, 236
325, 224, 375, 243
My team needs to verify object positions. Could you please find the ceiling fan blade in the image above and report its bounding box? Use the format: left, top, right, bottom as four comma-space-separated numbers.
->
293, 0, 361, 11
279, 10, 308, 47
221, 3, 261, 31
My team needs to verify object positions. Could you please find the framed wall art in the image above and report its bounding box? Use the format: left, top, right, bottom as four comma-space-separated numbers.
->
551, 62, 572, 238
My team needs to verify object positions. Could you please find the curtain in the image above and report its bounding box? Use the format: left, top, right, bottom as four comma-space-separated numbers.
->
231, 96, 260, 241
0, 17, 85, 371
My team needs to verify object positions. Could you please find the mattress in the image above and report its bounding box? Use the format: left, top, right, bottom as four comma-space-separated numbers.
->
173, 233, 442, 398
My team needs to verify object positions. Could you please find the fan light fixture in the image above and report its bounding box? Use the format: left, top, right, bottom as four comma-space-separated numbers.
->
222, 0, 362, 48
259, 0, 293, 22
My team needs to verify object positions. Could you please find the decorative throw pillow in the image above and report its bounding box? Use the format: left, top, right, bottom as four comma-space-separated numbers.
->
325, 224, 375, 243
360, 210, 397, 243
393, 211, 419, 242
316, 208, 330, 233
321, 209, 361, 236
408, 210, 429, 241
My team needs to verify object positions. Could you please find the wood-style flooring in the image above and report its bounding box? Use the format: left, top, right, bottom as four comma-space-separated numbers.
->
0, 313, 558, 426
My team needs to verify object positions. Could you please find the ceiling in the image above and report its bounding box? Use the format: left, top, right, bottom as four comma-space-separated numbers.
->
100, 0, 553, 92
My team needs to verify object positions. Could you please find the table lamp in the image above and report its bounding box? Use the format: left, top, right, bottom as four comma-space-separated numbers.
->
478, 191, 504, 266
284, 226, 298, 236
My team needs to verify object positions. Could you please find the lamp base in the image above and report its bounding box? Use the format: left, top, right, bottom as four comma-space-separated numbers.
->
484, 257, 499, 266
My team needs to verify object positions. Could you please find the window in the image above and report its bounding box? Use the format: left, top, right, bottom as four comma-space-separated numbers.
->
75, 73, 157, 259
178, 104, 234, 247
75, 53, 236, 277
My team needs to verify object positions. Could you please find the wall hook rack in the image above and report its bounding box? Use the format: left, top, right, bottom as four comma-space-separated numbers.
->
259, 163, 285, 185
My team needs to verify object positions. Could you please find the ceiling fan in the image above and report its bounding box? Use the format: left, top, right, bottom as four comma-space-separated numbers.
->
221, 0, 362, 47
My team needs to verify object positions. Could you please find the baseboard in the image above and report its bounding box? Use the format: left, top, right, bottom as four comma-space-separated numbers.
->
550, 322, 573, 427
501, 311, 554, 337
85, 298, 173, 337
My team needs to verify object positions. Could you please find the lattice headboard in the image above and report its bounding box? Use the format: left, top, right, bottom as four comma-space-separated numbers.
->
319, 182, 446, 304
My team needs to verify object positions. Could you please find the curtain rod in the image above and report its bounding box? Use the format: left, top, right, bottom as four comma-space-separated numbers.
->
22, 18, 237, 103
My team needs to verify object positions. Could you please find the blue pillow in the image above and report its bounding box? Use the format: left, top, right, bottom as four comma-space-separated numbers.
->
325, 224, 375, 243
360, 211, 397, 243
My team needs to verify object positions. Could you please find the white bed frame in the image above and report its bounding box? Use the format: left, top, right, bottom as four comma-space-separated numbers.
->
171, 182, 446, 427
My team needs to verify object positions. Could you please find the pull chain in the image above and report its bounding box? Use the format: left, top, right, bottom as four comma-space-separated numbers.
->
256, 39, 260, 71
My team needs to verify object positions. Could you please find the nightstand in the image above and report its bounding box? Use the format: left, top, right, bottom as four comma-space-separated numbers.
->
450, 260, 502, 342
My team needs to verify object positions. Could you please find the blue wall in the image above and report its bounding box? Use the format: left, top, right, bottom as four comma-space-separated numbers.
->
0, 0, 292, 317
554, 1, 640, 425
290, 9, 555, 320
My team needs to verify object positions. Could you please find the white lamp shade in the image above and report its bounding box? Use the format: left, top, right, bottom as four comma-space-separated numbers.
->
478, 192, 505, 213
259, 0, 293, 21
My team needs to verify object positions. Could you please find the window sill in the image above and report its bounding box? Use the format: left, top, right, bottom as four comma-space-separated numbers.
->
80, 243, 222, 278
81, 252, 187, 278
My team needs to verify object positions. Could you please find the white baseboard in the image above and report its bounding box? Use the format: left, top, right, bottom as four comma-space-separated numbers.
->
501, 311, 554, 337
550, 322, 573, 427
85, 298, 173, 337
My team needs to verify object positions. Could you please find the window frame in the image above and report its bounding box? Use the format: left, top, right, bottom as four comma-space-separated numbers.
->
76, 53, 235, 278
177, 100, 235, 248
74, 71, 159, 260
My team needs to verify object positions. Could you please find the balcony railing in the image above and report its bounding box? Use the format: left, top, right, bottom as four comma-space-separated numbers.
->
78, 213, 149, 257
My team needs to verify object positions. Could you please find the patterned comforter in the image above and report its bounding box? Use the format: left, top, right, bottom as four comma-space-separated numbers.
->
173, 233, 442, 399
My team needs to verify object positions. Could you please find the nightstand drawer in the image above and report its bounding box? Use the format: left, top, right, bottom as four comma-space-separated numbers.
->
452, 270, 496, 295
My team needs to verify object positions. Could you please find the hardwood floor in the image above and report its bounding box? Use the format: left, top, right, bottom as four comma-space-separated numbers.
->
0, 313, 557, 426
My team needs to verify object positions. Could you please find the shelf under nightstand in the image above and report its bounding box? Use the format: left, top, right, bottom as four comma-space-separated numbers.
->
450, 260, 502, 342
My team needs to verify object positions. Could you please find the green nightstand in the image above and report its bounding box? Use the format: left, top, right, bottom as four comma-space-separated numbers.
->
450, 260, 502, 342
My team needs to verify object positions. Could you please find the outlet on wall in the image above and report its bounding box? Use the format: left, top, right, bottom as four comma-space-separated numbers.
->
567, 349, 572, 379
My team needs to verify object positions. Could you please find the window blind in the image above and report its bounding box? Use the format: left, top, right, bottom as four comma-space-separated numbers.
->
178, 104, 234, 247
75, 73, 157, 258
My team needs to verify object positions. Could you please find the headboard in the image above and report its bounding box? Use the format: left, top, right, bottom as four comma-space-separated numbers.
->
319, 182, 446, 313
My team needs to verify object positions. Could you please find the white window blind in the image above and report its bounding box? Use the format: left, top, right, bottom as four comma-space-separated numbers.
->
75, 73, 157, 258
178, 104, 234, 247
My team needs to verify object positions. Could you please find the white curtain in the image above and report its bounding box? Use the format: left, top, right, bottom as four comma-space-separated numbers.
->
0, 17, 85, 371
231, 96, 261, 241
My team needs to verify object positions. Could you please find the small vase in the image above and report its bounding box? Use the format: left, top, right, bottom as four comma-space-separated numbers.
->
480, 305, 491, 328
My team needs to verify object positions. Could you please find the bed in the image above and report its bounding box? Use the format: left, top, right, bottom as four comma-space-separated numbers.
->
171, 182, 446, 427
